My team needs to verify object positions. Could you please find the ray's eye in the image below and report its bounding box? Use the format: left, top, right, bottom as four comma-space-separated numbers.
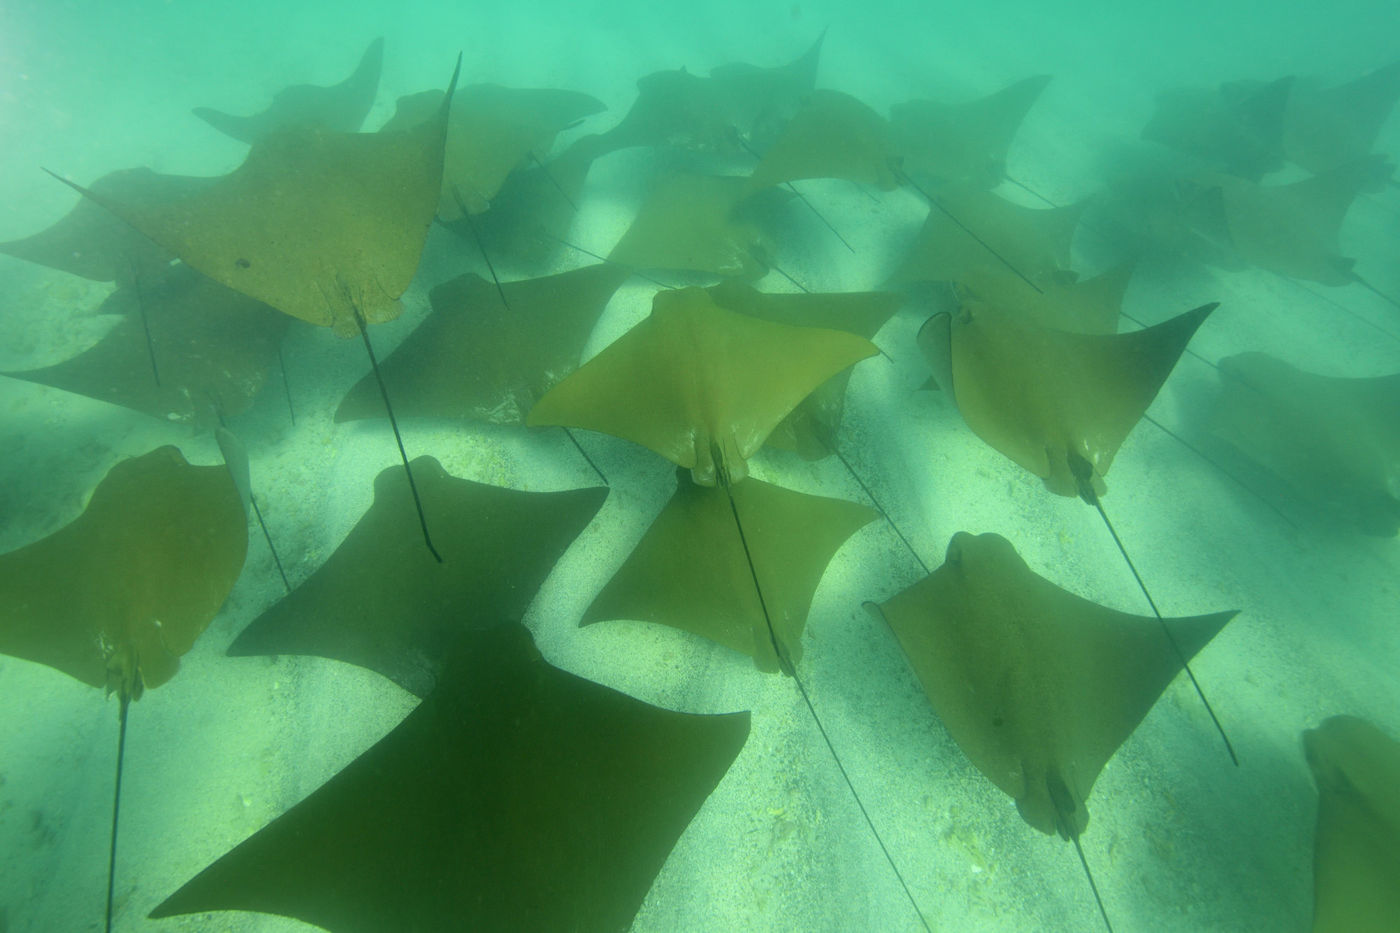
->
235, 258, 251, 269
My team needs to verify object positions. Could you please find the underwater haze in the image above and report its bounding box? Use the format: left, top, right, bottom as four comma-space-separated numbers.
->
1, 0, 1398, 931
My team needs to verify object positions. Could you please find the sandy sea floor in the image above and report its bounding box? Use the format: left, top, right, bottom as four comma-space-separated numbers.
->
1, 1, 1398, 931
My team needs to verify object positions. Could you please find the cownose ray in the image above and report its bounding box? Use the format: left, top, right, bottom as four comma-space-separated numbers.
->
1284, 61, 1400, 179
527, 287, 927, 926
378, 82, 605, 218
470, 138, 599, 262
704, 280, 902, 459
889, 74, 1052, 190
870, 531, 1236, 932
887, 185, 1083, 306
606, 172, 787, 280
0, 445, 247, 932
918, 301, 1238, 766
192, 37, 384, 143
47, 55, 458, 335
1141, 77, 1293, 180
1207, 156, 1394, 286
954, 261, 1136, 336
154, 621, 750, 933
228, 457, 606, 698
1303, 716, 1400, 933
585, 466, 875, 672
0, 168, 213, 282
1211, 351, 1400, 536
2, 261, 289, 427
50, 55, 461, 557
742, 89, 901, 195
918, 300, 1214, 498
526, 285, 878, 486
574, 30, 823, 158
335, 263, 627, 426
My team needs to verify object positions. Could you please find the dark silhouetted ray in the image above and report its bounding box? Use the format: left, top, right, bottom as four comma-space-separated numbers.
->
156, 622, 750, 933
1142, 78, 1293, 179
4, 262, 289, 426
335, 264, 627, 425
228, 458, 606, 697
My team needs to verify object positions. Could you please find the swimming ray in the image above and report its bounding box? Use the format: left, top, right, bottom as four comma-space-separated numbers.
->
1141, 77, 1293, 179
578, 31, 823, 157
1210, 156, 1394, 285
526, 285, 878, 485
888, 186, 1082, 302
1284, 61, 1400, 178
3, 262, 289, 426
48, 57, 458, 334
606, 172, 784, 280
918, 300, 1213, 498
890, 74, 1052, 190
871, 531, 1236, 931
193, 37, 384, 143
585, 468, 875, 672
227, 457, 606, 698
743, 90, 900, 194
0, 168, 212, 282
156, 621, 750, 933
1303, 716, 1400, 933
335, 264, 627, 425
957, 261, 1135, 336
705, 281, 901, 458
379, 83, 605, 219
0, 445, 247, 933
1212, 352, 1400, 536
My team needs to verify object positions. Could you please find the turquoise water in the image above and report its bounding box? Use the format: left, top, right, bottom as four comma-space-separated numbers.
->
1, 1, 1397, 930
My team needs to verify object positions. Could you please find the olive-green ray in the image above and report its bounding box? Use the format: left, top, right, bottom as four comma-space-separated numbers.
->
192, 37, 384, 143
586, 469, 874, 672
890, 74, 1052, 190
379, 83, 605, 218
527, 286, 878, 485
887, 186, 1082, 302
1141, 78, 1293, 180
3, 262, 289, 426
1303, 716, 1400, 933
1211, 157, 1392, 285
0, 168, 212, 282
335, 263, 627, 425
607, 172, 779, 279
227, 457, 606, 697
919, 301, 1214, 498
958, 262, 1135, 336
0, 446, 246, 702
871, 531, 1235, 839
1212, 352, 1400, 536
706, 281, 901, 458
50, 58, 460, 335
743, 90, 900, 194
579, 31, 823, 157
154, 622, 750, 933
1285, 61, 1400, 178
